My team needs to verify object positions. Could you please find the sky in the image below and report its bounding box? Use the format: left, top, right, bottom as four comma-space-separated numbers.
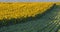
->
0, 0, 60, 2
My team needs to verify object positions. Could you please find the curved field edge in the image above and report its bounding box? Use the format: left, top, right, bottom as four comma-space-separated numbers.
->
0, 4, 56, 26
0, 2, 54, 20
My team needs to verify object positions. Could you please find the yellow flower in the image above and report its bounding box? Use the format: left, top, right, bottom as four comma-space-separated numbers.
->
0, 2, 54, 20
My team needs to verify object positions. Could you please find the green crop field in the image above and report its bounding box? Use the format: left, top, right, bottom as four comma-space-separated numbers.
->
0, 2, 60, 32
